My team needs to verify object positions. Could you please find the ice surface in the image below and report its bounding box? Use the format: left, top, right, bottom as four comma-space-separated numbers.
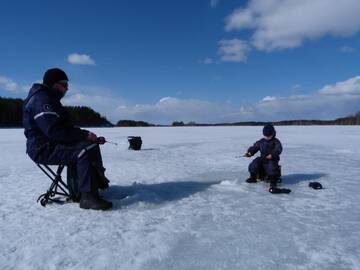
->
0, 126, 359, 270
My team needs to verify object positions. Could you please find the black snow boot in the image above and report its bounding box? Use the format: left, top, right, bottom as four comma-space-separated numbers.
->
269, 175, 278, 188
268, 176, 291, 194
269, 187, 291, 194
246, 173, 257, 183
80, 193, 112, 210
80, 178, 112, 210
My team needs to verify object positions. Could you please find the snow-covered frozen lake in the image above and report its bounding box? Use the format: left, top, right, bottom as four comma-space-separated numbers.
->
1, 126, 359, 270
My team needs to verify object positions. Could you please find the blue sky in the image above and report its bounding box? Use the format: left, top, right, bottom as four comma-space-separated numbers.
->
1, 0, 360, 124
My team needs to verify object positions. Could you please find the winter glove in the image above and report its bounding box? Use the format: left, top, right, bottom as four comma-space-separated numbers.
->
309, 182, 323, 190
96, 137, 106, 145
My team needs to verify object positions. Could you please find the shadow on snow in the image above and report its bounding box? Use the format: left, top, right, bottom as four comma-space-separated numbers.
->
281, 173, 327, 185
103, 180, 220, 207
101, 173, 326, 208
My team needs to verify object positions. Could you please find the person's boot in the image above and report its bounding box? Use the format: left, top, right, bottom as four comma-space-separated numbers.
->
246, 173, 257, 183
268, 175, 291, 194
80, 193, 112, 210
268, 175, 279, 193
269, 175, 277, 188
80, 178, 112, 210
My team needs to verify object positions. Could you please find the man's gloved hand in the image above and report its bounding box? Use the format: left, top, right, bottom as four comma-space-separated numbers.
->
96, 136, 106, 145
87, 131, 98, 142
244, 152, 252, 157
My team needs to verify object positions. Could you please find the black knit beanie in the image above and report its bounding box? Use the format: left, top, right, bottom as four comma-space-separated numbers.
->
43, 68, 68, 87
263, 124, 276, 137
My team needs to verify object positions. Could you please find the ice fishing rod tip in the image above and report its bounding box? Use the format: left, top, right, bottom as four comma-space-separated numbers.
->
106, 140, 118, 146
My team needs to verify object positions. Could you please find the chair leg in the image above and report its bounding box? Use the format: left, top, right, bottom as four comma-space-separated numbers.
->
36, 164, 72, 207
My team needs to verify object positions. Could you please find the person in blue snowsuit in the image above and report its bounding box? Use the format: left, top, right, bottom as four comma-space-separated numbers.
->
23, 68, 112, 210
244, 124, 282, 189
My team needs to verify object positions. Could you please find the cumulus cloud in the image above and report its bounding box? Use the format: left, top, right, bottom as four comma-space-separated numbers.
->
203, 57, 214, 64
318, 76, 360, 95
246, 75, 360, 120
0, 75, 29, 93
218, 39, 250, 62
35, 75, 360, 124
210, 0, 220, 8
225, 0, 360, 51
63, 92, 125, 122
67, 53, 96, 65
340, 46, 355, 53
109, 75, 360, 124
261, 96, 277, 102
114, 96, 238, 124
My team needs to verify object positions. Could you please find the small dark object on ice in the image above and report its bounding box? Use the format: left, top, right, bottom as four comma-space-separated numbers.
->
309, 181, 323, 190
269, 187, 291, 194
80, 193, 112, 210
128, 136, 142, 150
246, 177, 257, 183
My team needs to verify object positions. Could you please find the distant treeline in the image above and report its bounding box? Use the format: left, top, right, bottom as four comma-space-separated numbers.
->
66, 106, 112, 127
116, 120, 154, 127
0, 97, 112, 127
0, 97, 23, 127
171, 113, 360, 126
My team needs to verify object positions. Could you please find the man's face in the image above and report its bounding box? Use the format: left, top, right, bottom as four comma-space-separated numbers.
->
264, 135, 273, 141
52, 80, 68, 96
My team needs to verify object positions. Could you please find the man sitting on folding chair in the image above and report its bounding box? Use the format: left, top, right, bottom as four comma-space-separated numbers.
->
23, 68, 112, 210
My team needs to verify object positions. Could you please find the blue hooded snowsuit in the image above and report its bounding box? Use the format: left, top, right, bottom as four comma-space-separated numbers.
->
247, 135, 282, 177
23, 84, 106, 192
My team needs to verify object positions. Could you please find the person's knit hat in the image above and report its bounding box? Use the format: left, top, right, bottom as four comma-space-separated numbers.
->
43, 68, 68, 87
263, 124, 276, 137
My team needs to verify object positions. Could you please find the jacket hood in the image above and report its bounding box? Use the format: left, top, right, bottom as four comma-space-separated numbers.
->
24, 83, 63, 106
24, 84, 46, 106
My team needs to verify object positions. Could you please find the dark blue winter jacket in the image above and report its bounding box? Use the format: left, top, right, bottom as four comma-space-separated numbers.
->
247, 136, 283, 162
23, 84, 89, 160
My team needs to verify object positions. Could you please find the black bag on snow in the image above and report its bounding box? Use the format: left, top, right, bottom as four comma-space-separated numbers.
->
128, 136, 142, 150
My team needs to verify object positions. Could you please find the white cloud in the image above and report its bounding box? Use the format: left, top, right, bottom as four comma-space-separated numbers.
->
318, 76, 360, 95
20, 75, 359, 124
203, 57, 214, 64
225, 8, 255, 31
340, 46, 355, 53
110, 75, 360, 124
247, 76, 360, 120
218, 39, 250, 62
62, 83, 126, 122
250, 93, 360, 120
261, 96, 277, 102
210, 0, 220, 8
114, 96, 240, 124
67, 53, 96, 65
0, 75, 29, 93
225, 0, 360, 51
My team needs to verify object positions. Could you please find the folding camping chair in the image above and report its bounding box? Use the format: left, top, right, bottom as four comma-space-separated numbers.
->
36, 164, 72, 206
